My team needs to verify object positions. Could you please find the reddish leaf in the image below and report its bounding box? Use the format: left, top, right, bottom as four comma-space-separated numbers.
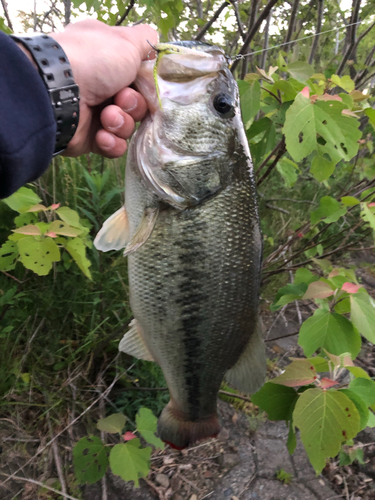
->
369, 202, 375, 207
27, 204, 47, 213
316, 93, 342, 101
13, 224, 41, 236
320, 378, 339, 389
45, 232, 57, 238
123, 431, 137, 441
51, 203, 60, 210
301, 86, 310, 98
342, 282, 360, 294
303, 281, 335, 300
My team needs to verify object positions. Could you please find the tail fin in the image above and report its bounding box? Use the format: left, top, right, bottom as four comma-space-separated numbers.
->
157, 401, 220, 449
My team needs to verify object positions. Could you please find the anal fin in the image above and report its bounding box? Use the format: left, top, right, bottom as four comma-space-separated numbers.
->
94, 206, 129, 252
119, 319, 155, 362
224, 321, 266, 394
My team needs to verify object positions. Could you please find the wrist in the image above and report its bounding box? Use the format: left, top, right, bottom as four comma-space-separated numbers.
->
10, 34, 80, 156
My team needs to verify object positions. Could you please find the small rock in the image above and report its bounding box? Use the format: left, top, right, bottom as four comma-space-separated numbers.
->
179, 464, 192, 471
224, 487, 233, 497
232, 497, 239, 500
170, 475, 181, 490
164, 456, 175, 465
218, 427, 230, 441
204, 470, 213, 478
189, 495, 197, 500
173, 495, 183, 500
219, 453, 240, 469
232, 413, 238, 424
155, 473, 170, 488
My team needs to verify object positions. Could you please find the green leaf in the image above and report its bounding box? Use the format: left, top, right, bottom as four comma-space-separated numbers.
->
310, 153, 335, 182
287, 420, 297, 454
311, 196, 347, 225
238, 80, 261, 126
341, 196, 359, 206
287, 62, 314, 83
73, 436, 108, 485
361, 203, 375, 231
347, 366, 371, 380
330, 75, 355, 93
65, 238, 92, 279
298, 309, 361, 358
339, 389, 369, 431
350, 292, 375, 343
349, 378, 375, 407
97, 413, 126, 434
109, 439, 151, 487
0, 240, 18, 271
283, 93, 360, 169
56, 207, 83, 228
367, 411, 375, 428
293, 388, 360, 473
270, 359, 317, 387
17, 237, 60, 276
247, 117, 276, 166
294, 268, 318, 285
271, 282, 308, 311
251, 382, 298, 421
307, 356, 329, 372
2, 187, 41, 213
276, 157, 299, 187
136, 408, 164, 449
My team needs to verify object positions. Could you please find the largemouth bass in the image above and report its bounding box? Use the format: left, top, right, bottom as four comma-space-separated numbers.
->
94, 41, 266, 449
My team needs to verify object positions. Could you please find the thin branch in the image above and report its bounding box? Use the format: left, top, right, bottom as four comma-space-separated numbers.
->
259, 10, 272, 70
231, 0, 280, 74
284, 0, 300, 54
265, 203, 290, 215
231, 0, 245, 41
47, 413, 67, 498
195, 1, 230, 41
257, 138, 286, 186
0, 375, 119, 487
266, 198, 317, 205
337, 0, 362, 76
265, 331, 299, 342
308, 0, 324, 65
116, 0, 136, 26
0, 0, 13, 31
240, 0, 259, 79
0, 473, 79, 500
255, 138, 284, 176
218, 390, 252, 402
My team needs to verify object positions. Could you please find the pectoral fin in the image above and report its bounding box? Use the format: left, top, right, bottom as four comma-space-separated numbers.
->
94, 206, 129, 252
123, 207, 159, 257
119, 319, 155, 362
225, 321, 266, 394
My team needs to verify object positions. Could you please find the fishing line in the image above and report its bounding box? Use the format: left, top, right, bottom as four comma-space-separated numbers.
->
232, 20, 362, 60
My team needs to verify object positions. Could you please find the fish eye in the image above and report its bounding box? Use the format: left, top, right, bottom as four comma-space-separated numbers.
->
213, 93, 235, 118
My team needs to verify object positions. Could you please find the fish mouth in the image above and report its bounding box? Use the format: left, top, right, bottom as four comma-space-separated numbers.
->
135, 41, 227, 112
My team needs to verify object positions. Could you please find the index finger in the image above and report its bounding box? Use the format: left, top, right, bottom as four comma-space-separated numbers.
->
119, 24, 159, 61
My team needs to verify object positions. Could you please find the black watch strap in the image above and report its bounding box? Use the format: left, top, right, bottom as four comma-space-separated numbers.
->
10, 34, 80, 156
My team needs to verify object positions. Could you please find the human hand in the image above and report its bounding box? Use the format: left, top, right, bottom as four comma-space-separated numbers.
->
50, 19, 158, 158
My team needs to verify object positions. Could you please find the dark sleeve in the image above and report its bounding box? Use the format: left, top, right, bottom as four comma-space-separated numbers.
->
0, 32, 56, 199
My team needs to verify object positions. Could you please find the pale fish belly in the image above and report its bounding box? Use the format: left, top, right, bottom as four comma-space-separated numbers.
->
127, 175, 262, 422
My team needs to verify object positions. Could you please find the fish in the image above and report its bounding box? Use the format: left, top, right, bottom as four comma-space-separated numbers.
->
94, 41, 266, 449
